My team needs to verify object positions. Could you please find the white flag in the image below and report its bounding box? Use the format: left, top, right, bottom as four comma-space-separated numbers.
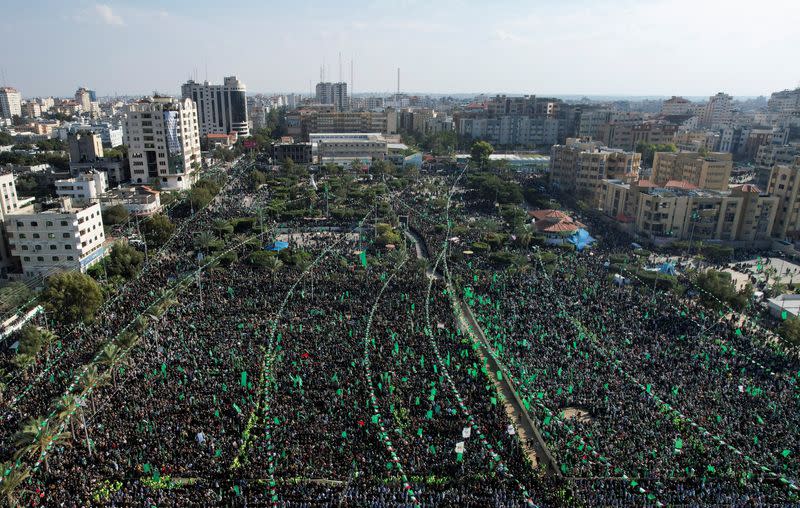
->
462, 427, 471, 439
507, 424, 516, 435
455, 442, 465, 454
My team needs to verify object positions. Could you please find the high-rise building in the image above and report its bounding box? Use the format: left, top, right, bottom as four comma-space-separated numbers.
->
767, 162, 800, 240
661, 96, 693, 116
651, 151, 732, 191
0, 87, 22, 119
68, 131, 104, 163
124, 96, 201, 190
181, 76, 249, 138
75, 87, 92, 111
315, 82, 349, 111
700, 92, 733, 128
549, 138, 641, 206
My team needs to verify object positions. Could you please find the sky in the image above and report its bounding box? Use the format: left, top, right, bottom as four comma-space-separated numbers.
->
2, 0, 799, 98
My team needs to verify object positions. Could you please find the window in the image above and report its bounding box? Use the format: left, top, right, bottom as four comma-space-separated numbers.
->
65, 245, 72, 250
33, 233, 40, 239
50, 245, 57, 250
23, 256, 30, 262
37, 256, 44, 262
52, 256, 59, 261
46, 221, 53, 227
48, 233, 55, 239
63, 233, 70, 238
67, 256, 74, 261
61, 221, 68, 226
30, 221, 38, 227
19, 233, 26, 239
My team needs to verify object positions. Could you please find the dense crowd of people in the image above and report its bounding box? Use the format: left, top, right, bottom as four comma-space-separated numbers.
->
2, 161, 798, 506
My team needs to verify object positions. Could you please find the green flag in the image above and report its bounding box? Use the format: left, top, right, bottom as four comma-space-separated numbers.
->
359, 251, 367, 268
241, 371, 247, 387
674, 438, 683, 450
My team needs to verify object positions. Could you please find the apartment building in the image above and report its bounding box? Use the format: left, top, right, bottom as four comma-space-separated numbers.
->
286, 107, 397, 141
767, 163, 800, 240
596, 121, 678, 151
700, 92, 733, 128
600, 179, 777, 243
181, 76, 249, 137
315, 82, 349, 111
661, 96, 693, 116
0, 87, 22, 119
0, 173, 35, 276
55, 171, 108, 204
550, 138, 640, 206
651, 151, 732, 191
124, 96, 201, 190
5, 200, 106, 277
68, 131, 104, 163
74, 87, 92, 112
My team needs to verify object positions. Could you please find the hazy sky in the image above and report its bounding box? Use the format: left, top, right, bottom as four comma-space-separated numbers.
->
3, 0, 799, 98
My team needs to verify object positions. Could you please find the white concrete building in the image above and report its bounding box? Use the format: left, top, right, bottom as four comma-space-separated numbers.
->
0, 173, 35, 276
98, 185, 161, 216
55, 172, 108, 204
124, 96, 201, 190
5, 200, 106, 277
310, 132, 388, 164
181, 76, 249, 138
0, 87, 22, 119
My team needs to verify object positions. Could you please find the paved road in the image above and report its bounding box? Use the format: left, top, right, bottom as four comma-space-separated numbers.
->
404, 226, 560, 476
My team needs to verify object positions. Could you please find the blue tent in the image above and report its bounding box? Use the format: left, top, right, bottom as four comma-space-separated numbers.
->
264, 241, 289, 251
568, 229, 596, 251
659, 262, 676, 276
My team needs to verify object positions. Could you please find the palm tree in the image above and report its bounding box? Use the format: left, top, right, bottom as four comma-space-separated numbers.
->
194, 231, 215, 253
12, 417, 46, 462
39, 329, 58, 365
231, 233, 250, 256
98, 344, 123, 388
37, 426, 71, 473
115, 332, 139, 350
80, 365, 101, 413
54, 396, 78, 440
0, 461, 31, 507
212, 219, 232, 239
11, 354, 36, 382
263, 256, 283, 278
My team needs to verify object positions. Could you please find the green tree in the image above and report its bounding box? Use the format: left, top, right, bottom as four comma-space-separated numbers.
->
98, 343, 123, 387
250, 169, 267, 190
194, 231, 216, 253
0, 460, 30, 506
17, 325, 43, 356
104, 241, 145, 279
141, 214, 175, 248
102, 204, 129, 226
41, 271, 104, 324
0, 281, 35, 314
212, 219, 234, 238
188, 186, 214, 209
778, 316, 800, 346
470, 140, 494, 169
636, 142, 677, 166
0, 131, 13, 146
694, 269, 751, 311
